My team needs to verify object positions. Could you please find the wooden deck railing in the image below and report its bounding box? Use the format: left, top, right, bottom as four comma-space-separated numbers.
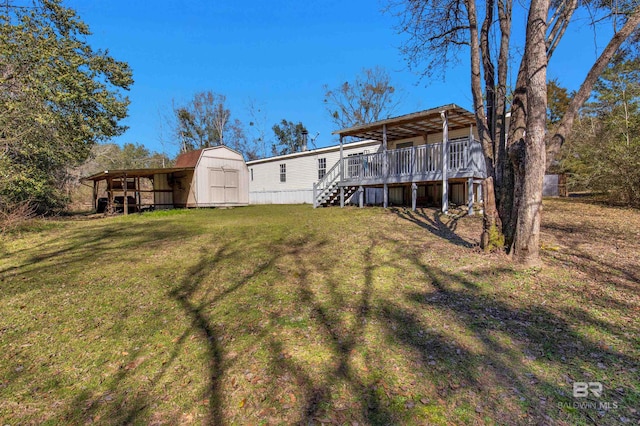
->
341, 138, 484, 183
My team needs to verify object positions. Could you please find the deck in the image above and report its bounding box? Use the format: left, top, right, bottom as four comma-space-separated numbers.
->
339, 138, 486, 187
313, 137, 487, 209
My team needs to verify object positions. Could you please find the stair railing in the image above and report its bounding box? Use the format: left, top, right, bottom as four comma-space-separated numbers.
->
313, 160, 342, 208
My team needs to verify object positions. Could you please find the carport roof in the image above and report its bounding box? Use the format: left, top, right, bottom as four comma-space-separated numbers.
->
81, 167, 194, 182
333, 104, 476, 142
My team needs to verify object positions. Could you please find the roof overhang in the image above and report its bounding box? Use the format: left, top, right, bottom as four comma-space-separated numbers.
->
333, 104, 477, 142
81, 167, 195, 182
246, 139, 380, 165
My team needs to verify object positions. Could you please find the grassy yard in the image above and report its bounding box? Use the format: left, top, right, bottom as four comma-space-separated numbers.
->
1, 200, 638, 425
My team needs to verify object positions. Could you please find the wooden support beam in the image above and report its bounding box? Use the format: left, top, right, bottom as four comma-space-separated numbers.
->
339, 135, 344, 180
107, 177, 113, 214
340, 186, 344, 208
441, 110, 449, 214
123, 175, 128, 215
411, 182, 417, 212
92, 180, 98, 211
468, 177, 474, 216
359, 186, 364, 208
136, 177, 141, 210
383, 124, 388, 209
383, 183, 388, 208
476, 180, 484, 214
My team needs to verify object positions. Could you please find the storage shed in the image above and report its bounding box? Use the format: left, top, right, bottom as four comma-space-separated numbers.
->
83, 146, 249, 213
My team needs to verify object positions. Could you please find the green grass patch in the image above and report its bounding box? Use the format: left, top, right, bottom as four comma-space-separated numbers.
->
1, 202, 638, 425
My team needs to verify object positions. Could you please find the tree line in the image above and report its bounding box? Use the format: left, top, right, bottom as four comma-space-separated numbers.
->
165, 65, 398, 161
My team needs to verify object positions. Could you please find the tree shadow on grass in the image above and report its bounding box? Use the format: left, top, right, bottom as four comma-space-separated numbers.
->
60, 236, 284, 425
378, 237, 639, 424
265, 239, 397, 425
389, 207, 476, 248
0, 220, 202, 298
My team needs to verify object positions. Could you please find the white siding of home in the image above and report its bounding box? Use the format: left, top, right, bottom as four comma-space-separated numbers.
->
247, 141, 380, 204
245, 126, 478, 205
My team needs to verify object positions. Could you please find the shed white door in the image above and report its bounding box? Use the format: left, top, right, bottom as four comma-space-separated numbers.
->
224, 169, 238, 203
209, 168, 238, 203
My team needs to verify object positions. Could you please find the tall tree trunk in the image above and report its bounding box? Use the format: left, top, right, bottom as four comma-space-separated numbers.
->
494, 0, 515, 250
513, 0, 548, 266
501, 58, 527, 252
465, 0, 504, 250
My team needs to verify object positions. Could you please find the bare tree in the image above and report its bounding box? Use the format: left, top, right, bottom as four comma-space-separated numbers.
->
246, 99, 269, 159
323, 66, 400, 129
173, 91, 230, 152
389, 0, 640, 265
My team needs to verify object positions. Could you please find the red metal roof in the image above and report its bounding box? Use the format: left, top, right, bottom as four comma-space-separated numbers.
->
174, 149, 203, 167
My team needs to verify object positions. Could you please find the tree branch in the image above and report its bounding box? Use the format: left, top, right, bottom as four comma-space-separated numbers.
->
547, 5, 640, 166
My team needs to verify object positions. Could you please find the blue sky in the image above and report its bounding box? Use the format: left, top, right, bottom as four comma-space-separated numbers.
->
65, 1, 614, 158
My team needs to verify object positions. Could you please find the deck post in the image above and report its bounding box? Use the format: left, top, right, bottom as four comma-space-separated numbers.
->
441, 110, 449, 214
359, 186, 364, 208
411, 182, 417, 212
476, 179, 484, 214
467, 177, 474, 216
383, 124, 388, 208
468, 125, 473, 167
340, 187, 345, 208
339, 135, 344, 180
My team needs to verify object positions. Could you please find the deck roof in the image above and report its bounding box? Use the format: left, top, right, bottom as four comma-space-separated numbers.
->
333, 104, 476, 142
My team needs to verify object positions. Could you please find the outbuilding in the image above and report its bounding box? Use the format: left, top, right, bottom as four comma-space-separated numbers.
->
83, 146, 249, 213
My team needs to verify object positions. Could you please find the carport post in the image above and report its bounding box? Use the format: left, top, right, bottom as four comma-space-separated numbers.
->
107, 177, 113, 213
92, 180, 98, 211
123, 175, 128, 215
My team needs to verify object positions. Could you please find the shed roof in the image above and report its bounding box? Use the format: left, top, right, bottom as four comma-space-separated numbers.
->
175, 149, 203, 167
333, 104, 476, 142
82, 146, 249, 182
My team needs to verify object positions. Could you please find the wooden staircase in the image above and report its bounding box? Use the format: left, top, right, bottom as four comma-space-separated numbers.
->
315, 183, 358, 207
313, 160, 358, 208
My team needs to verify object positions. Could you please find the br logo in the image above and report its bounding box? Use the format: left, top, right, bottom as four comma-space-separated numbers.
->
573, 382, 603, 398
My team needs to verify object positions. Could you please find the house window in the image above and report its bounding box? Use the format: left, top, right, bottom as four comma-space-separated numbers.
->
250, 168, 254, 181
396, 141, 413, 149
280, 164, 286, 183
318, 158, 326, 179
